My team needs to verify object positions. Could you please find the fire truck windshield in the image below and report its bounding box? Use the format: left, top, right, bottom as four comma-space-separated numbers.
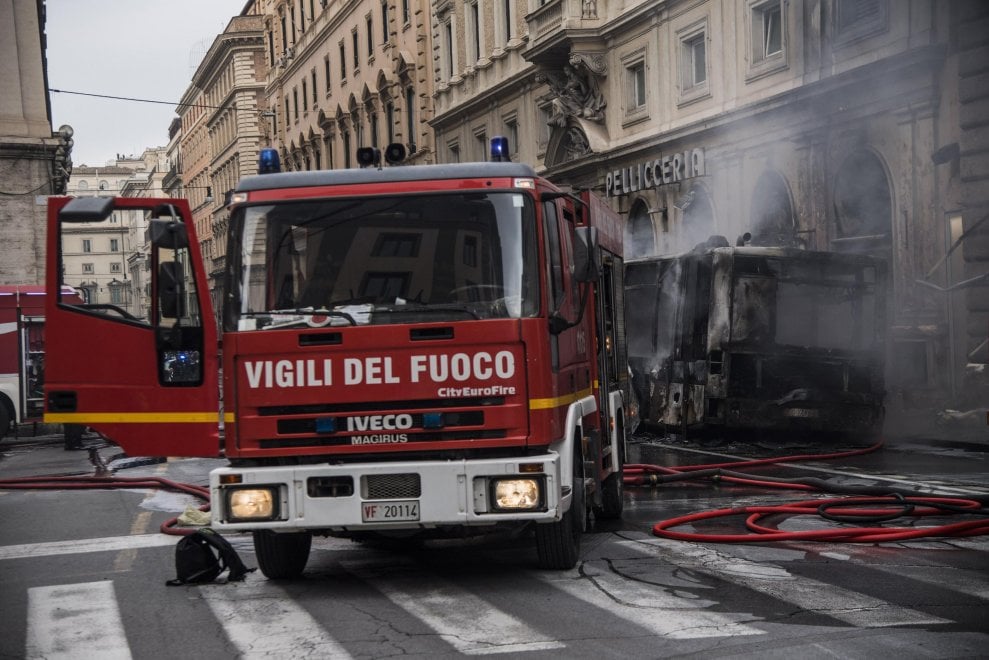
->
224, 191, 540, 331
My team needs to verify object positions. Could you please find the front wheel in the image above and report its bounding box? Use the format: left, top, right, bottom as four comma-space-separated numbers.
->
253, 530, 311, 580
535, 446, 585, 569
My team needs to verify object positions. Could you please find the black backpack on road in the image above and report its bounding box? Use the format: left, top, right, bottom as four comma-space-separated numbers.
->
166, 528, 255, 586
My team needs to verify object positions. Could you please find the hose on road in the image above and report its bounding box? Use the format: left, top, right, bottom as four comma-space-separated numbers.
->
0, 473, 210, 536
626, 438, 989, 543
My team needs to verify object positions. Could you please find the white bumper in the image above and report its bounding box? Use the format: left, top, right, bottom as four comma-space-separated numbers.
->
210, 452, 565, 533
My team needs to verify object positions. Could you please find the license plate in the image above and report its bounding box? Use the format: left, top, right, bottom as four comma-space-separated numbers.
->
361, 500, 420, 522
783, 407, 819, 418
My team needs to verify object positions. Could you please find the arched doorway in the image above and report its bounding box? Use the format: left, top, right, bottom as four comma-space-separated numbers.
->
833, 150, 893, 262
750, 171, 797, 246
625, 198, 654, 259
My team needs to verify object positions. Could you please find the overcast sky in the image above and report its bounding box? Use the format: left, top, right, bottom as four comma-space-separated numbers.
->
46, 0, 248, 168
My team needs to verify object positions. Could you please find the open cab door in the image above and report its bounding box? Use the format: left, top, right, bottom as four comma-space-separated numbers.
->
44, 197, 221, 457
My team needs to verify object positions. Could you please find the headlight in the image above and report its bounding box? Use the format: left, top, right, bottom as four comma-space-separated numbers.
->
491, 478, 543, 511
225, 487, 278, 522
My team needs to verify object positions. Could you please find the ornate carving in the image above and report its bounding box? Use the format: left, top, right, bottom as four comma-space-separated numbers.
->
562, 126, 591, 162
536, 54, 607, 127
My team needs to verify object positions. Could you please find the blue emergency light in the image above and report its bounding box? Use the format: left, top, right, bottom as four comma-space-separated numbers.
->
259, 148, 281, 174
490, 136, 509, 162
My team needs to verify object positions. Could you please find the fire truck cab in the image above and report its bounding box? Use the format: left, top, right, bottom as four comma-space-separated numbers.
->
44, 147, 632, 576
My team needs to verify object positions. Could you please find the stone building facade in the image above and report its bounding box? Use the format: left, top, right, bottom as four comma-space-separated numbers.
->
0, 0, 73, 285
429, 0, 989, 411
257, 0, 436, 170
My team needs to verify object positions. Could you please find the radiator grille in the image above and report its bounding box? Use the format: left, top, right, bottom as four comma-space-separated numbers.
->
362, 473, 421, 499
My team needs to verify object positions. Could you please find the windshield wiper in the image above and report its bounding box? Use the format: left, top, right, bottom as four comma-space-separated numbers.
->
372, 303, 481, 320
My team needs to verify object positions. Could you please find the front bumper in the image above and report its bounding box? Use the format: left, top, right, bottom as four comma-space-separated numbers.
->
210, 452, 565, 533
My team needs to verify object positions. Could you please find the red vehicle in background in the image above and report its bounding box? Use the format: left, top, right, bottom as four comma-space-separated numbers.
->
43, 143, 633, 577
0, 285, 80, 438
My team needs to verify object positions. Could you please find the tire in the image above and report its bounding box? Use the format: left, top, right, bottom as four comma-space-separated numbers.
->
253, 530, 312, 580
535, 444, 585, 569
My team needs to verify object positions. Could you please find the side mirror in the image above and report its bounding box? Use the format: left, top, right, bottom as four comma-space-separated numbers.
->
573, 226, 600, 282
150, 218, 189, 250
158, 261, 185, 318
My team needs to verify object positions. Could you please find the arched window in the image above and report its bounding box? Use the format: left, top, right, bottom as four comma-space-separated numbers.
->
750, 171, 796, 246
833, 150, 892, 259
624, 198, 655, 259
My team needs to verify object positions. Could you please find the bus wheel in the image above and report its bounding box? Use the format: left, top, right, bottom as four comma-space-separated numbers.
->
535, 444, 584, 569
253, 530, 311, 579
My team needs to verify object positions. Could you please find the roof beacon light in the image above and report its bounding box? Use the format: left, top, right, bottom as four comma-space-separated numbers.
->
258, 148, 281, 174
490, 136, 509, 162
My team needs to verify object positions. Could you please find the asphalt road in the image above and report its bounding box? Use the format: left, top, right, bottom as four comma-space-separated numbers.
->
1, 426, 987, 659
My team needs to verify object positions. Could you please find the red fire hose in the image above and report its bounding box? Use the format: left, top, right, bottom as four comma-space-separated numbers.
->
0, 473, 210, 536
626, 438, 989, 543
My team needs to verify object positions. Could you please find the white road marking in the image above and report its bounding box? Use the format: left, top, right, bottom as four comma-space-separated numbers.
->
617, 533, 949, 627
200, 577, 353, 659
343, 559, 565, 655
26, 581, 132, 660
0, 533, 176, 561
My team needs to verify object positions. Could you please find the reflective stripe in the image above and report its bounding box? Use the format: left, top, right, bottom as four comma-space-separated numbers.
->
528, 385, 595, 410
44, 412, 220, 424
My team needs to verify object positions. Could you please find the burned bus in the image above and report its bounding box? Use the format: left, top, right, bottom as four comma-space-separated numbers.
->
626, 242, 887, 440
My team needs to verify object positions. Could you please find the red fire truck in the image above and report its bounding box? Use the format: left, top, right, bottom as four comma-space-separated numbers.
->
0, 285, 80, 438
43, 145, 632, 577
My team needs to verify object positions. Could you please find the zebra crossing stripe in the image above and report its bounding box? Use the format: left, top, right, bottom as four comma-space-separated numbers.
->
199, 578, 353, 659
26, 581, 132, 660
342, 559, 565, 654
616, 534, 950, 627
0, 533, 176, 560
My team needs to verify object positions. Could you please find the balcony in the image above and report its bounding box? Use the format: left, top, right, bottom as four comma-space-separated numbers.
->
523, 0, 607, 69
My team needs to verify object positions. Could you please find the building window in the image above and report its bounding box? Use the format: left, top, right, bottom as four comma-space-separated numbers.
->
381, 0, 389, 43
82, 239, 92, 253
352, 30, 359, 71
82, 263, 94, 274
405, 87, 416, 151
311, 70, 318, 103
474, 130, 487, 162
370, 112, 379, 148
110, 262, 122, 273
293, 87, 299, 121
324, 55, 331, 91
443, 19, 454, 80
339, 41, 346, 79
366, 14, 374, 57
502, 116, 518, 159
448, 141, 460, 163
835, 0, 887, 43
402, 0, 410, 25
625, 59, 646, 114
285, 98, 290, 126
302, 80, 308, 111
500, 0, 513, 44
467, 0, 481, 64
747, 0, 787, 79
677, 21, 710, 104
682, 33, 706, 89
110, 238, 119, 252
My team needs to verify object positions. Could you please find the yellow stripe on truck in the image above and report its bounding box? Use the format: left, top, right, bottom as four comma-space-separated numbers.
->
44, 412, 222, 424
528, 385, 595, 411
